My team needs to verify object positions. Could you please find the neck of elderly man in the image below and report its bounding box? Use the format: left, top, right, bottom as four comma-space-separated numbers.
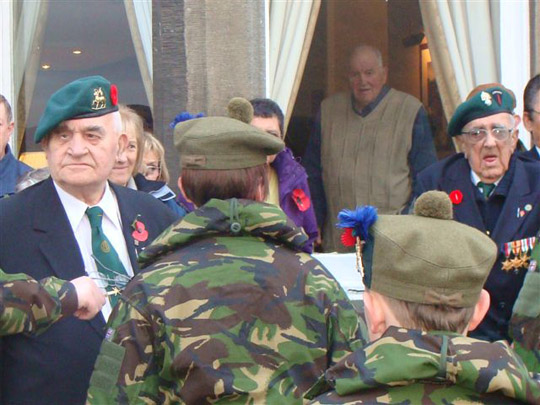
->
457, 112, 519, 185
41, 111, 127, 206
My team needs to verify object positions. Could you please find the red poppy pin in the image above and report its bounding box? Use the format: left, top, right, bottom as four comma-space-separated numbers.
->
340, 227, 356, 247
449, 190, 463, 205
110, 84, 118, 106
292, 189, 311, 212
131, 215, 148, 243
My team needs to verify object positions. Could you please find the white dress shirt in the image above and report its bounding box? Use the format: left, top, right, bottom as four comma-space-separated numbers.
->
54, 181, 134, 320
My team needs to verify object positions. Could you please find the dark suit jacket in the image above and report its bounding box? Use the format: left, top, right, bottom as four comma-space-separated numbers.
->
520, 147, 540, 161
0, 178, 179, 404
414, 154, 540, 342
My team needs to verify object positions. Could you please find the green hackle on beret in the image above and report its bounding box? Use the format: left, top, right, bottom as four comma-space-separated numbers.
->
364, 191, 497, 307
174, 116, 284, 170
34, 75, 119, 143
448, 86, 514, 137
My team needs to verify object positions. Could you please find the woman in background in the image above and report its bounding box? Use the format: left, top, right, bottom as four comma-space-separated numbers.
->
110, 105, 185, 217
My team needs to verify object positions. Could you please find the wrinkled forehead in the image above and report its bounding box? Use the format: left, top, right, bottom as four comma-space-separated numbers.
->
349, 49, 382, 71
462, 112, 514, 130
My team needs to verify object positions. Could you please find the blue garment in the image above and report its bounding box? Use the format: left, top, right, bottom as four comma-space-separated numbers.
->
0, 178, 179, 404
303, 86, 436, 227
413, 154, 540, 342
0, 145, 32, 197
133, 173, 186, 218
520, 147, 540, 161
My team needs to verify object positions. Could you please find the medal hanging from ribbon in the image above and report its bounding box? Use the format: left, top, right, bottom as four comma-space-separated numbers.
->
501, 237, 537, 273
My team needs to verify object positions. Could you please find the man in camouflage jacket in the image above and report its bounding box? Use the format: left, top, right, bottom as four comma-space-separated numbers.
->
87, 112, 365, 404
306, 191, 540, 404
0, 269, 105, 335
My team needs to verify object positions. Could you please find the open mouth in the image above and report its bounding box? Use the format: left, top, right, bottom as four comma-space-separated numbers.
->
483, 155, 498, 165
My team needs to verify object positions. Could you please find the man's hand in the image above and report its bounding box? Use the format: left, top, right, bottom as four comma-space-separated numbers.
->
70, 276, 106, 320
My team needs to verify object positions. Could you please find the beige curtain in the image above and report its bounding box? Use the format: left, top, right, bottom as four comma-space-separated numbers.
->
269, 0, 321, 135
124, 0, 153, 111
13, 0, 49, 152
419, 0, 498, 121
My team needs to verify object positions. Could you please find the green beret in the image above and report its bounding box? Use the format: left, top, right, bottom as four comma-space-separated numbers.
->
448, 86, 514, 137
363, 191, 497, 307
34, 75, 119, 143
174, 117, 284, 170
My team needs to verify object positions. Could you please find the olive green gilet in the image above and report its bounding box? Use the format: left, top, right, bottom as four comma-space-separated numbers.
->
321, 89, 421, 252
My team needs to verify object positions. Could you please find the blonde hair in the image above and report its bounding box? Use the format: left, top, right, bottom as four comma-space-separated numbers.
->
118, 104, 144, 176
142, 132, 170, 183
380, 294, 475, 333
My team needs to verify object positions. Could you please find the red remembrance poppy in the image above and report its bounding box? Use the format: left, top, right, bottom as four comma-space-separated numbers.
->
110, 84, 118, 106
292, 189, 311, 212
341, 228, 356, 247
449, 190, 463, 205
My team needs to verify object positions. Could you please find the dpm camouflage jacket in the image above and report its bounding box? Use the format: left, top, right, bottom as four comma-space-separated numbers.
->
87, 198, 365, 404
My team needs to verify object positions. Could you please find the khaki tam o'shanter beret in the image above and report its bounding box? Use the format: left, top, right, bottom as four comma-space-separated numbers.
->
174, 116, 284, 170
34, 75, 119, 143
343, 191, 497, 308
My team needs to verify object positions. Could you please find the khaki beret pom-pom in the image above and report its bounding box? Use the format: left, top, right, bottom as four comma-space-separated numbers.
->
413, 190, 453, 220
228, 97, 253, 124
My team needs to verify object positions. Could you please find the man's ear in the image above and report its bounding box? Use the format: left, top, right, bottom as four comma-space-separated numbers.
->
467, 289, 490, 331
177, 176, 194, 205
116, 133, 128, 160
364, 291, 387, 340
523, 112, 534, 132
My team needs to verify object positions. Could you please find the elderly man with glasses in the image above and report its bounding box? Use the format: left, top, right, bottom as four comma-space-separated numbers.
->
412, 85, 540, 345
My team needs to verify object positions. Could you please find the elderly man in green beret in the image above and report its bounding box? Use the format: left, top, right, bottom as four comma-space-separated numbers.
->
86, 101, 365, 404
305, 191, 540, 404
412, 86, 540, 347
0, 76, 179, 404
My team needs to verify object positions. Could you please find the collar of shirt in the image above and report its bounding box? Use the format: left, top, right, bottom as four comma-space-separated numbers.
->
126, 176, 137, 190
470, 170, 502, 189
535, 145, 540, 157
54, 181, 123, 234
351, 85, 391, 117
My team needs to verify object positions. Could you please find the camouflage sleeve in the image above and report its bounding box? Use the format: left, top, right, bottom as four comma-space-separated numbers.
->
305, 262, 368, 365
509, 270, 540, 373
87, 296, 161, 404
0, 269, 78, 336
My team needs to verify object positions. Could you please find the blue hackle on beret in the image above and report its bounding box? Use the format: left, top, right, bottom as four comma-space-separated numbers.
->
337, 206, 378, 241
169, 112, 206, 129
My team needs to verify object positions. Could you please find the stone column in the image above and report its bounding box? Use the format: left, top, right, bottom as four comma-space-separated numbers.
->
153, 0, 266, 188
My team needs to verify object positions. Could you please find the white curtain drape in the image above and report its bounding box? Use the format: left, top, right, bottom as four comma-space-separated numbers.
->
13, 0, 49, 151
420, 0, 498, 120
268, 0, 320, 134
124, 0, 153, 111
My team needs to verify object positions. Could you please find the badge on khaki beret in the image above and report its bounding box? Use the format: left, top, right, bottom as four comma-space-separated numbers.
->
34, 75, 119, 143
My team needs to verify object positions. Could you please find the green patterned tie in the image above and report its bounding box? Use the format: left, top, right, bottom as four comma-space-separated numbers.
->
477, 181, 496, 199
86, 206, 127, 307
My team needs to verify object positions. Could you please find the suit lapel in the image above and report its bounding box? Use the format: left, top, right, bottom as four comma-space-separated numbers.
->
111, 183, 140, 273
443, 160, 486, 232
491, 160, 535, 245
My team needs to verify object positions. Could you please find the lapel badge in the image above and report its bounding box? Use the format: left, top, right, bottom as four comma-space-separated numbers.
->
92, 87, 107, 110
492, 90, 503, 106
525, 204, 532, 212
481, 91, 492, 106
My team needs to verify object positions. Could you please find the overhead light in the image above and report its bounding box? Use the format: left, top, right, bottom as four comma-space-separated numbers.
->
41, 64, 51, 70
72, 49, 83, 55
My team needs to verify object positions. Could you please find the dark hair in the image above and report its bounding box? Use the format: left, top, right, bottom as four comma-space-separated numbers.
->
524, 74, 540, 113
250, 98, 284, 136
181, 165, 268, 207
